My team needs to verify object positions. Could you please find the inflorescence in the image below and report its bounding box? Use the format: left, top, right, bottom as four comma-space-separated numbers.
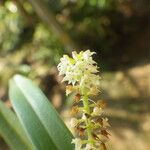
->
57, 50, 110, 150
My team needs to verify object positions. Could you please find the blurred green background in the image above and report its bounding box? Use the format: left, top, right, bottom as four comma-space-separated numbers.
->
0, 0, 150, 150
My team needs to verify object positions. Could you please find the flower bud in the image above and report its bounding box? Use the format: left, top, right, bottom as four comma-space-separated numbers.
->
92, 107, 103, 116
70, 118, 79, 128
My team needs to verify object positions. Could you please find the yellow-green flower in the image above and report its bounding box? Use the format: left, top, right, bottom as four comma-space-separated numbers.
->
57, 50, 100, 95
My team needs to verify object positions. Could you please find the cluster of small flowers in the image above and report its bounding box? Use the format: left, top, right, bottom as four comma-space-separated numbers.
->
70, 98, 110, 150
57, 50, 101, 95
58, 50, 110, 150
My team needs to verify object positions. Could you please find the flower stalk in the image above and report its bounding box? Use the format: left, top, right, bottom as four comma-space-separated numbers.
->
57, 50, 110, 150
82, 95, 93, 144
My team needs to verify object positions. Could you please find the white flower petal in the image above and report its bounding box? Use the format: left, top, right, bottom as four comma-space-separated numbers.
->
70, 118, 79, 128
71, 138, 82, 150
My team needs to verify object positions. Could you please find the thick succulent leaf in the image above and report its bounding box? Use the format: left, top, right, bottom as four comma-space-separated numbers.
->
9, 75, 74, 150
0, 101, 34, 150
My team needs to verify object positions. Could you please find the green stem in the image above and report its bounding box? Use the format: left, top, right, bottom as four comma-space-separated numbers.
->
83, 95, 94, 145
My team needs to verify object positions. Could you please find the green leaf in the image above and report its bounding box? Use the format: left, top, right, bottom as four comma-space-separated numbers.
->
0, 101, 34, 150
9, 75, 74, 150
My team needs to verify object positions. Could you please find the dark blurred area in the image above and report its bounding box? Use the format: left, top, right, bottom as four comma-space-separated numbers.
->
0, 0, 150, 150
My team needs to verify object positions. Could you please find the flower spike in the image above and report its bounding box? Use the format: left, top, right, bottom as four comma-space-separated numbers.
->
58, 50, 110, 150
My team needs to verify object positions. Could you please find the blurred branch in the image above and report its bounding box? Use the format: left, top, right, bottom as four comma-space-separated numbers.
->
27, 0, 78, 51
13, 0, 36, 26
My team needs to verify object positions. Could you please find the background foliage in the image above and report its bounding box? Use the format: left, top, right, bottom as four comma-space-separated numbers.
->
0, 0, 150, 150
